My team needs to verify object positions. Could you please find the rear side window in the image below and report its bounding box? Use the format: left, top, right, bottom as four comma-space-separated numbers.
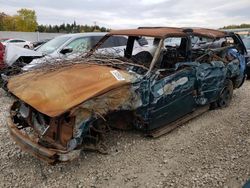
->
91, 36, 128, 49
10, 40, 18, 43
10, 40, 25, 43
101, 37, 115, 48
91, 36, 103, 48
114, 36, 127, 46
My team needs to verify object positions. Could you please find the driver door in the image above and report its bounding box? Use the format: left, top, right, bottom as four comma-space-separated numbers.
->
148, 68, 197, 130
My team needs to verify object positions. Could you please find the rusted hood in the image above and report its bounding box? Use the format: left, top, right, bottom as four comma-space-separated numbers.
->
8, 64, 134, 117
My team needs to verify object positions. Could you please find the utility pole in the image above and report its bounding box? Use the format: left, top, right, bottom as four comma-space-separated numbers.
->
94, 21, 97, 31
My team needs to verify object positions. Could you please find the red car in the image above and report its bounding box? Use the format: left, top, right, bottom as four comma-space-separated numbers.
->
0, 42, 5, 69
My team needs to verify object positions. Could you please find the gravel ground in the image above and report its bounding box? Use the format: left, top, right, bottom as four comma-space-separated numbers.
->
0, 81, 249, 188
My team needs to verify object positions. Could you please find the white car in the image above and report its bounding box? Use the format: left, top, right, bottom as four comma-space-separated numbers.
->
22, 33, 148, 71
0, 38, 33, 49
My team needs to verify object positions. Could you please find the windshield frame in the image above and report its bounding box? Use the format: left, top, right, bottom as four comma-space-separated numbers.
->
85, 34, 163, 75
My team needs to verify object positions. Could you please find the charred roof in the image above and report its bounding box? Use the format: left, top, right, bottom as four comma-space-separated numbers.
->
109, 27, 228, 39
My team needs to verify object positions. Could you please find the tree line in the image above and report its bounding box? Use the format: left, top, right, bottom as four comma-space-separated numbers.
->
37, 22, 110, 33
0, 9, 110, 33
221, 24, 250, 29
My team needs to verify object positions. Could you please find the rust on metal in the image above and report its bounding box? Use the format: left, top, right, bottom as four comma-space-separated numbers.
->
71, 84, 140, 135
8, 64, 133, 117
147, 105, 210, 138
191, 28, 227, 38
109, 28, 186, 38
7, 118, 57, 163
109, 27, 227, 39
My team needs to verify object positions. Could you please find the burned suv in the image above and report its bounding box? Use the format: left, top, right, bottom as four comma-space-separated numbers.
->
7, 27, 247, 163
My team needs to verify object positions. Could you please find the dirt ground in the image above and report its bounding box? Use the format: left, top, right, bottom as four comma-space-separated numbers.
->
0, 81, 249, 188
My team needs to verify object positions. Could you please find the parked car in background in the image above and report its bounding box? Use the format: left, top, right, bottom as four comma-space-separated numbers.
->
32, 39, 51, 48
1, 38, 33, 49
22, 32, 145, 70
242, 37, 250, 77
4, 44, 42, 67
7, 27, 246, 163
34, 32, 124, 55
1, 32, 145, 89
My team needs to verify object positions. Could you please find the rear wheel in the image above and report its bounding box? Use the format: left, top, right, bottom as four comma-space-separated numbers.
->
217, 79, 233, 108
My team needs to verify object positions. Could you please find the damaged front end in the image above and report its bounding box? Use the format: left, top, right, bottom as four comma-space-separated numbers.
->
9, 101, 79, 163
7, 65, 142, 163
9, 90, 141, 163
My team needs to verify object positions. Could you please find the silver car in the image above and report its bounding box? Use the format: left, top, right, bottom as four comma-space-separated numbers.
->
23, 32, 129, 70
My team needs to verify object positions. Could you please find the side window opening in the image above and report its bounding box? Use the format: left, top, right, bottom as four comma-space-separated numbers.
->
10, 40, 25, 43
153, 37, 188, 71
191, 36, 241, 65
10, 40, 18, 43
128, 37, 189, 73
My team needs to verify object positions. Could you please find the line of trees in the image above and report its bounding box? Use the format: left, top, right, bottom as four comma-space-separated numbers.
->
37, 22, 110, 33
222, 24, 250, 29
0, 9, 110, 33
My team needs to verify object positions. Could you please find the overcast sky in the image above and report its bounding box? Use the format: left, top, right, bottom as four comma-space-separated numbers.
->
0, 0, 249, 29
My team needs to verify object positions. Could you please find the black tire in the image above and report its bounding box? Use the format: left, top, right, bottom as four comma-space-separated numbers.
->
217, 79, 233, 108
24, 45, 29, 49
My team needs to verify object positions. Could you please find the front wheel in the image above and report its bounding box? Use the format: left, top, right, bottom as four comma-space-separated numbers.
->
217, 79, 233, 108
24, 45, 29, 49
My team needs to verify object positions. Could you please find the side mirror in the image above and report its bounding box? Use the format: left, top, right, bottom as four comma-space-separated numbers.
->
137, 37, 148, 46
60, 47, 73, 54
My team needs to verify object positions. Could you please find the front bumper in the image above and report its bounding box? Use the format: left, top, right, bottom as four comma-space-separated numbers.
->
7, 117, 58, 163
8, 117, 81, 163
